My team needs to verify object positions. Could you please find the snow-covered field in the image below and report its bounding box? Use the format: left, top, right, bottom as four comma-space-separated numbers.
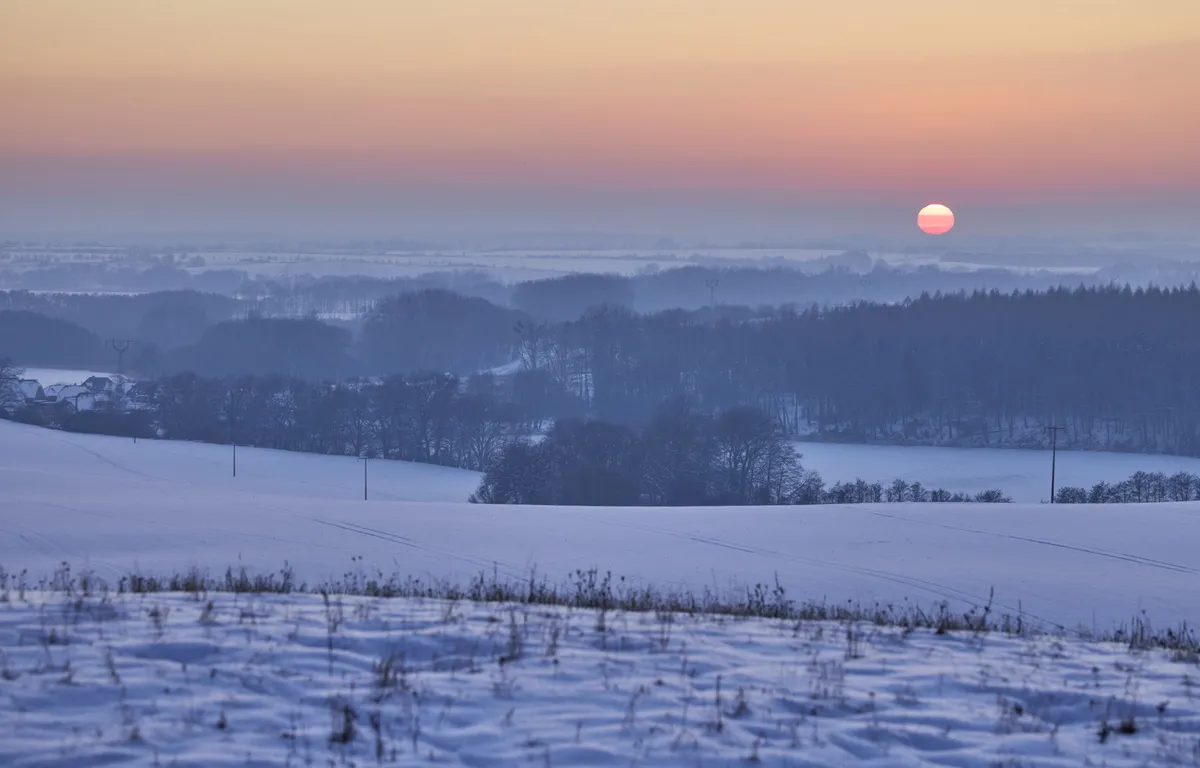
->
1, 590, 1198, 766
4, 421, 1200, 765
19, 368, 117, 387
2, 420, 1198, 633
794, 441, 1200, 504
0, 420, 479, 507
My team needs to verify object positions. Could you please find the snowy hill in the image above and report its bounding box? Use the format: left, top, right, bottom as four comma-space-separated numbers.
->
1, 590, 1196, 767
0, 419, 480, 504
3, 420, 1198, 632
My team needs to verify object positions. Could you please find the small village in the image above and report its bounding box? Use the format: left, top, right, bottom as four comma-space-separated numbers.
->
8, 372, 142, 418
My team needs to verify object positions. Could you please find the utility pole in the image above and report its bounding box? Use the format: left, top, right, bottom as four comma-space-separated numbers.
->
1047, 424, 1065, 503
107, 339, 137, 378
362, 456, 369, 501
705, 278, 719, 309
231, 411, 237, 478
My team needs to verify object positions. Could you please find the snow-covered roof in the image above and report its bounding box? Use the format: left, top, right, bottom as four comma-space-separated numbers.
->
17, 379, 42, 399
84, 376, 115, 393
486, 359, 523, 377
54, 385, 88, 401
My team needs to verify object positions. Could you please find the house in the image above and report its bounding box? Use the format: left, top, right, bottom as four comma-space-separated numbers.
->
2, 378, 64, 420
17, 379, 44, 403
84, 376, 115, 394
52, 384, 88, 403
72, 392, 111, 412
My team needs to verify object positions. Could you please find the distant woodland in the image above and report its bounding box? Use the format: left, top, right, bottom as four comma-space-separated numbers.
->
5, 279, 1200, 458
6, 365, 1195, 507
4, 255, 1191, 315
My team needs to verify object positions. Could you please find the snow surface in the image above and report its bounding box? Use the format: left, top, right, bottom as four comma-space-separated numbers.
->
2, 420, 1199, 633
793, 441, 1200, 504
0, 420, 479, 506
1, 591, 1198, 766
485, 358, 523, 377
18, 368, 118, 387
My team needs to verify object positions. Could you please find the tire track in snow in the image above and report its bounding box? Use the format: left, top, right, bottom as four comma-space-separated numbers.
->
312, 519, 525, 581
571, 513, 1066, 631
846, 506, 1198, 575
6, 499, 348, 574
47, 432, 160, 482
0, 521, 126, 581
0, 525, 61, 562
42, 429, 411, 502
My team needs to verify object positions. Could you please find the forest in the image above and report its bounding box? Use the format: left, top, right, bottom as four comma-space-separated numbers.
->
503, 284, 1200, 456
6, 282, 1200, 456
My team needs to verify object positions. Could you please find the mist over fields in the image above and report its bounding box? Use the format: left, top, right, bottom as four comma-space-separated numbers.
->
8, 236, 1200, 463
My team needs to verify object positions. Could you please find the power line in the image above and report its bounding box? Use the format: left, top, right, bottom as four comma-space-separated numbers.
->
1046, 424, 1066, 503
107, 339, 137, 378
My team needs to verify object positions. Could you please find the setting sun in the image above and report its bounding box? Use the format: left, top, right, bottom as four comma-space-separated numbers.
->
918, 203, 955, 235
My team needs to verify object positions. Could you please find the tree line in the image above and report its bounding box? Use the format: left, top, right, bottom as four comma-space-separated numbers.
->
470, 397, 1012, 506
10, 282, 1200, 458
5, 366, 531, 471
1, 289, 238, 348
6, 363, 1197, 508
146, 370, 528, 471
0, 288, 526, 381
1053, 471, 1200, 504
514, 284, 1200, 456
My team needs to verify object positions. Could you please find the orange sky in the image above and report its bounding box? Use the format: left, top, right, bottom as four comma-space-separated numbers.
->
2, 1, 1199, 235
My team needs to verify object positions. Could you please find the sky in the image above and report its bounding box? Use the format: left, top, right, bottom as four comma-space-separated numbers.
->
2, 1, 1199, 241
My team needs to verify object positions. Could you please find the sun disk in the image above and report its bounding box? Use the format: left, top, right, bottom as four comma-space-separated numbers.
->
918, 204, 955, 235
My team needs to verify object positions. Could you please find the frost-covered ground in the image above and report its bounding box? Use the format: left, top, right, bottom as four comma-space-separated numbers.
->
1, 590, 1198, 767
3, 420, 1199, 632
793, 442, 1200, 504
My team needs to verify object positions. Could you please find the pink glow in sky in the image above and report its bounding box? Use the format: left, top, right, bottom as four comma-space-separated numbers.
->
1, 1, 1198, 237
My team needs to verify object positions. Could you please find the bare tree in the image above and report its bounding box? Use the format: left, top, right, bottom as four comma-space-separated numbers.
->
515, 320, 547, 371
0, 356, 25, 414
713, 406, 786, 504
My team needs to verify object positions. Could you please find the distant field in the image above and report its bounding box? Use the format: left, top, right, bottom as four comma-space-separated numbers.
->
20, 367, 117, 386
3, 420, 1197, 631
23, 365, 1200, 506
794, 441, 1200, 503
